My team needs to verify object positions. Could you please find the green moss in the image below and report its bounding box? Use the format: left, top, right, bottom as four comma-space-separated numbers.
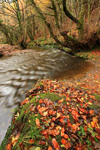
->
15, 93, 62, 123
13, 114, 42, 150
1, 92, 64, 149
89, 94, 100, 110
39, 93, 61, 102
76, 52, 90, 60
90, 104, 100, 110
69, 113, 74, 124
16, 97, 38, 122
28, 37, 60, 49
61, 47, 72, 53
0, 125, 13, 150
10, 93, 63, 149
93, 94, 100, 102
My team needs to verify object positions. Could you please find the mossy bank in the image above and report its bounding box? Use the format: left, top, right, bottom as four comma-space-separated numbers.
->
1, 80, 100, 150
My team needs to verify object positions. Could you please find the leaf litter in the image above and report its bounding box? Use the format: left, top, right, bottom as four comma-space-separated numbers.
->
3, 79, 100, 150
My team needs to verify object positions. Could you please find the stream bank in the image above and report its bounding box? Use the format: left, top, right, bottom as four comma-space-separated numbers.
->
0, 46, 94, 144
0, 49, 100, 150
1, 79, 100, 150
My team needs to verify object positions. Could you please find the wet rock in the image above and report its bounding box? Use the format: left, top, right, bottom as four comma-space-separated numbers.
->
0, 51, 3, 57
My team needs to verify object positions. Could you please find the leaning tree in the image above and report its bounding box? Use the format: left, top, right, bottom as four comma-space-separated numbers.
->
30, 0, 100, 52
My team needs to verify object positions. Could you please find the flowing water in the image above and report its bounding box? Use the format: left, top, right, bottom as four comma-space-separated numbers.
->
0, 47, 93, 143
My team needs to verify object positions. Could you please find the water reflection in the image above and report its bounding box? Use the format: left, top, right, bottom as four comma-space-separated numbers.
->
0, 47, 93, 144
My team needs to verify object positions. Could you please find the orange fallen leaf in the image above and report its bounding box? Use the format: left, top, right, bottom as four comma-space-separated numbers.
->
39, 107, 48, 113
58, 99, 64, 104
52, 138, 60, 150
39, 99, 43, 104
52, 117, 56, 121
48, 146, 53, 150
64, 134, 69, 139
82, 115, 86, 120
89, 110, 94, 115
65, 142, 71, 149
91, 117, 98, 128
67, 122, 72, 127
51, 130, 56, 136
42, 130, 48, 135
6, 144, 11, 150
21, 99, 29, 106
61, 138, 71, 149
29, 139, 35, 144
96, 135, 100, 140
35, 118, 40, 127
71, 124, 79, 133
61, 138, 67, 145
61, 127, 65, 136
59, 118, 64, 123
48, 110, 56, 115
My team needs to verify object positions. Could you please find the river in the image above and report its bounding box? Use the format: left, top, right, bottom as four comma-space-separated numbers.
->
0, 47, 93, 144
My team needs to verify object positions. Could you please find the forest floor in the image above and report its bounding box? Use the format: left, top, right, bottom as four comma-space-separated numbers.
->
65, 48, 100, 95
1, 48, 100, 150
75, 49, 100, 95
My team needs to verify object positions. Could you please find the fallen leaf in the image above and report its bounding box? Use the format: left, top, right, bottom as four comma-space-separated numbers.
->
35, 118, 40, 127
48, 146, 53, 150
6, 144, 11, 150
52, 138, 60, 150
29, 139, 35, 144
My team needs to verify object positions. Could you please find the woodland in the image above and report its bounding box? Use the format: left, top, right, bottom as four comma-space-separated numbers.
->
0, 0, 100, 51
0, 0, 100, 150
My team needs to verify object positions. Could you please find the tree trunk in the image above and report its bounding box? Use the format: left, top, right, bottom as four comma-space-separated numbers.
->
61, 28, 100, 52
30, 0, 100, 53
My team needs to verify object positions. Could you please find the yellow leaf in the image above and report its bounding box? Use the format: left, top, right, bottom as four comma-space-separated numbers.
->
12, 133, 20, 146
